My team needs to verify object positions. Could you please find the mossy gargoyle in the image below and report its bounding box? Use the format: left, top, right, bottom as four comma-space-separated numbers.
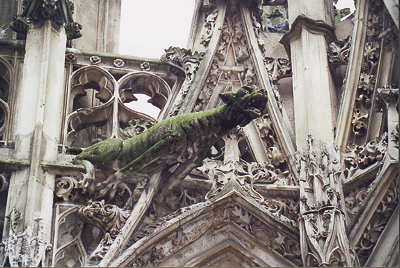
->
72, 86, 268, 201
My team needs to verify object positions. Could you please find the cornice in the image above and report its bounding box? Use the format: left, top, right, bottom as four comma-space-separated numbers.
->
280, 15, 337, 57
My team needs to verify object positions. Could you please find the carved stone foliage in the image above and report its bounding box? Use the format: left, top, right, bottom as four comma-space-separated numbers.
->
200, 9, 219, 47
77, 201, 130, 262
65, 52, 77, 62
53, 194, 143, 266
9, 0, 82, 39
127, 202, 301, 267
255, 114, 296, 184
251, 10, 290, 111
53, 159, 149, 265
300, 209, 359, 267
342, 133, 387, 181
229, 205, 301, 265
140, 62, 150, 71
78, 200, 129, 240
270, 231, 302, 266
296, 137, 343, 213
53, 202, 128, 267
355, 178, 398, 266
328, 35, 352, 69
89, 56, 101, 65
161, 47, 204, 116
264, 197, 299, 224
120, 118, 156, 139
350, 0, 398, 145
129, 187, 208, 246
344, 187, 368, 222
196, 157, 298, 227
113, 59, 125, 68
161, 47, 204, 79
193, 2, 259, 112
64, 66, 168, 149
193, 59, 221, 112
297, 136, 358, 267
55, 161, 145, 208
2, 208, 51, 267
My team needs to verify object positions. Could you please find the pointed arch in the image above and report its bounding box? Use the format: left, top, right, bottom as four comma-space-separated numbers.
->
118, 72, 172, 120
64, 66, 117, 147
110, 190, 300, 267
69, 65, 117, 113
0, 57, 13, 139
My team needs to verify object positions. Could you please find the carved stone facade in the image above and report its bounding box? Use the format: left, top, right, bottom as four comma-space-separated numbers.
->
0, 0, 398, 267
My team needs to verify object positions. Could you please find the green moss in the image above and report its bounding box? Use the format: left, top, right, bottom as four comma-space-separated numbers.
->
73, 86, 268, 178
72, 138, 123, 165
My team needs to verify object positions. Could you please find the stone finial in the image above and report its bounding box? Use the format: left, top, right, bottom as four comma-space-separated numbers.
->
9, 0, 82, 39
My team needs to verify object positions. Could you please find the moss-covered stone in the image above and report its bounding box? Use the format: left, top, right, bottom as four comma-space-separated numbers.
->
73, 86, 268, 179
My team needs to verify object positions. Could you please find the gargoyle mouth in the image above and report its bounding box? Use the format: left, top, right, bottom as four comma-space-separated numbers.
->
244, 92, 268, 117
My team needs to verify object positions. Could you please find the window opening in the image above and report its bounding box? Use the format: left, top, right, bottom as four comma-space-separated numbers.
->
124, 93, 161, 119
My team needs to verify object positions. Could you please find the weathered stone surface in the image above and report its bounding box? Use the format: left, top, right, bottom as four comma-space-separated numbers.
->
0, 0, 398, 267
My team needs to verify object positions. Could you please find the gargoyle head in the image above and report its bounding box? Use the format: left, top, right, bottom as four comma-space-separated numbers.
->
219, 86, 268, 127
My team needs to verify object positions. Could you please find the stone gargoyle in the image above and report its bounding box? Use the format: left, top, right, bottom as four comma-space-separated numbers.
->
72, 86, 268, 201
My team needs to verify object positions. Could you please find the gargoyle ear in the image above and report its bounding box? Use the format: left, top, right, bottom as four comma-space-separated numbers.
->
219, 92, 235, 104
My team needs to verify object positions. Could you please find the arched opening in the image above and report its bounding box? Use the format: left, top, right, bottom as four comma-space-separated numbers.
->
66, 66, 116, 148
0, 60, 11, 140
69, 66, 115, 114
124, 93, 161, 119
118, 72, 172, 121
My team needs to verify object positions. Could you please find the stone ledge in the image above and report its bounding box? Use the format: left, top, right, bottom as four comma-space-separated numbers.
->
280, 15, 337, 57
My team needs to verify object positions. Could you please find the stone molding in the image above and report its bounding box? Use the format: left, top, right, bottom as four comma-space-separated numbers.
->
280, 15, 337, 57
9, 0, 82, 39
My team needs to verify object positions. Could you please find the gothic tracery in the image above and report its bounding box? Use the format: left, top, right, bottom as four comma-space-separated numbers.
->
0, 0, 398, 267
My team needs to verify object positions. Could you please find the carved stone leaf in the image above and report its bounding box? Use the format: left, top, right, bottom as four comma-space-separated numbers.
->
232, 205, 252, 232
55, 176, 80, 202
77, 200, 129, 237
355, 179, 398, 265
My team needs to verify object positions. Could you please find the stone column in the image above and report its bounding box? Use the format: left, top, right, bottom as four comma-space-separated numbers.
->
281, 3, 336, 149
3, 19, 67, 267
281, 0, 358, 266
